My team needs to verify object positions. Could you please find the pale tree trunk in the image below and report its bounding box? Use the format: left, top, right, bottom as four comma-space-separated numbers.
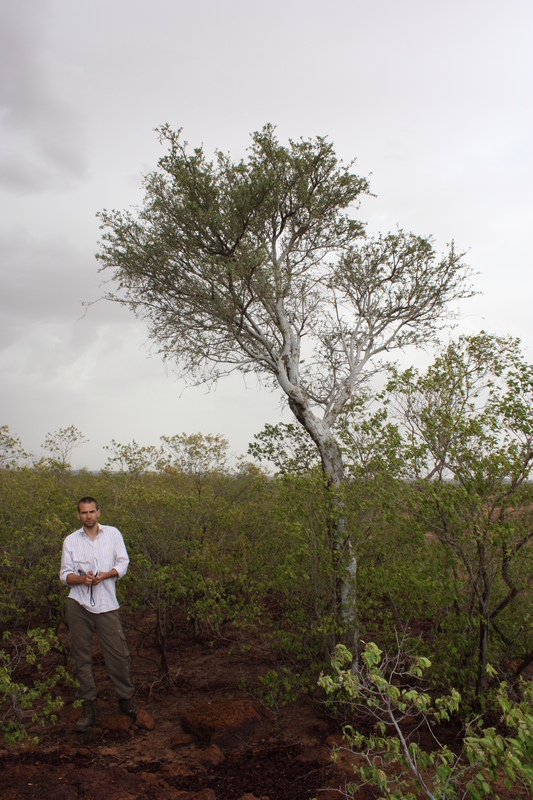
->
288, 397, 359, 669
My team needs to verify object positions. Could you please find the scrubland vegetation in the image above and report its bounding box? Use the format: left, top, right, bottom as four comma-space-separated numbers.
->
2, 332, 533, 797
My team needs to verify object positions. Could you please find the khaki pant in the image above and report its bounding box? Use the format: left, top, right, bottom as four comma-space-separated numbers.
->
67, 598, 134, 701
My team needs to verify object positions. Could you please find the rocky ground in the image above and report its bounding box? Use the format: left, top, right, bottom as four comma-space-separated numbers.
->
0, 612, 520, 800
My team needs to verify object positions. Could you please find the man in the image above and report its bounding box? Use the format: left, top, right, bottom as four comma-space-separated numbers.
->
60, 496, 137, 733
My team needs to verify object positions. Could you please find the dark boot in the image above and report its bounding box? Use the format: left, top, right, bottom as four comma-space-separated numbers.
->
75, 700, 96, 733
118, 697, 138, 722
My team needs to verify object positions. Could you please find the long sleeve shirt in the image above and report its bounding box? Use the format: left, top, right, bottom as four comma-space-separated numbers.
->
60, 525, 129, 613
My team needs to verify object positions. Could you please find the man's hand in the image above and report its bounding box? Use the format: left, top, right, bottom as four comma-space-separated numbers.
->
84, 570, 96, 585
67, 571, 94, 587
92, 569, 118, 585
67, 568, 118, 587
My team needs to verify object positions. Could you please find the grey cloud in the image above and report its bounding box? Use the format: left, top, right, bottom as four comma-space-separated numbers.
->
0, 0, 88, 193
0, 228, 99, 348
0, 0, 531, 471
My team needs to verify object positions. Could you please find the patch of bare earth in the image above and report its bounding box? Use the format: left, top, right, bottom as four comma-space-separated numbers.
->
0, 613, 520, 799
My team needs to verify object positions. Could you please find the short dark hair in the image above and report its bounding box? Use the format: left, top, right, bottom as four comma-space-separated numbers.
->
77, 496, 99, 511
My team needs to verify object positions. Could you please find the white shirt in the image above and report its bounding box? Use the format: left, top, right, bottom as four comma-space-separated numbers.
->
60, 524, 129, 613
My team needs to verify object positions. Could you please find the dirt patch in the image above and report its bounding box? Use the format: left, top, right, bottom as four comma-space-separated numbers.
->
0, 612, 519, 799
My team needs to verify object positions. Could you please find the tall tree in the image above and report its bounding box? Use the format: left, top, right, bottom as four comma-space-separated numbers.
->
97, 124, 473, 655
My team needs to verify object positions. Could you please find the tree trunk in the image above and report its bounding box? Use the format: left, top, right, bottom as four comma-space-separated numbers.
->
156, 606, 169, 679
476, 612, 489, 701
288, 397, 359, 668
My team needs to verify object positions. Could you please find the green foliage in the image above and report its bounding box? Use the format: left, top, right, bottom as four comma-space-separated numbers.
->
2, 343, 533, 748
159, 432, 229, 477
0, 466, 78, 628
386, 333, 533, 699
319, 643, 533, 799
0, 628, 73, 745
255, 667, 310, 711
97, 123, 370, 387
97, 435, 269, 674
0, 425, 29, 469
248, 423, 320, 476
247, 470, 344, 660
103, 438, 160, 476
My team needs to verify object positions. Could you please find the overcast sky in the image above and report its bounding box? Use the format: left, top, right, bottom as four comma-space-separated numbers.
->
1, 0, 532, 469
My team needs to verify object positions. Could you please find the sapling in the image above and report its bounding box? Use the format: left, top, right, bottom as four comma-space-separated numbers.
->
319, 641, 533, 799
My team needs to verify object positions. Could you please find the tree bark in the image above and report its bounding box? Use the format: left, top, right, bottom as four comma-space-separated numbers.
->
288, 396, 359, 668
476, 613, 489, 701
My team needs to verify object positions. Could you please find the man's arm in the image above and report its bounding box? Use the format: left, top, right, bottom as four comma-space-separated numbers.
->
112, 529, 130, 579
60, 539, 78, 586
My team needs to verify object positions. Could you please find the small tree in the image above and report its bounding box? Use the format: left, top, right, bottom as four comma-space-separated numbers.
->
159, 432, 229, 497
97, 125, 473, 656
103, 439, 160, 485
388, 334, 533, 698
1, 629, 72, 746
0, 426, 29, 470
37, 426, 87, 477
319, 642, 533, 799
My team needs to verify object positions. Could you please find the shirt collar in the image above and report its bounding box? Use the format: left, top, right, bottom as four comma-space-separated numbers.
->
80, 524, 102, 538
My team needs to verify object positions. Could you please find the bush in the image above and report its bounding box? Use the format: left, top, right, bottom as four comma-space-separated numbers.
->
0, 628, 74, 746
319, 642, 533, 799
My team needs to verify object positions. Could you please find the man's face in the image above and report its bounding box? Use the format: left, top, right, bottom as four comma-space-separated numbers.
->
77, 502, 100, 530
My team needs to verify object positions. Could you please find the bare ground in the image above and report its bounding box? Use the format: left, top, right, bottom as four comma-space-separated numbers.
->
0, 612, 522, 800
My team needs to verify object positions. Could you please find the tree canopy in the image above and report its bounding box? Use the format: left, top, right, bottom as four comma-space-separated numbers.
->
97, 125, 473, 486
